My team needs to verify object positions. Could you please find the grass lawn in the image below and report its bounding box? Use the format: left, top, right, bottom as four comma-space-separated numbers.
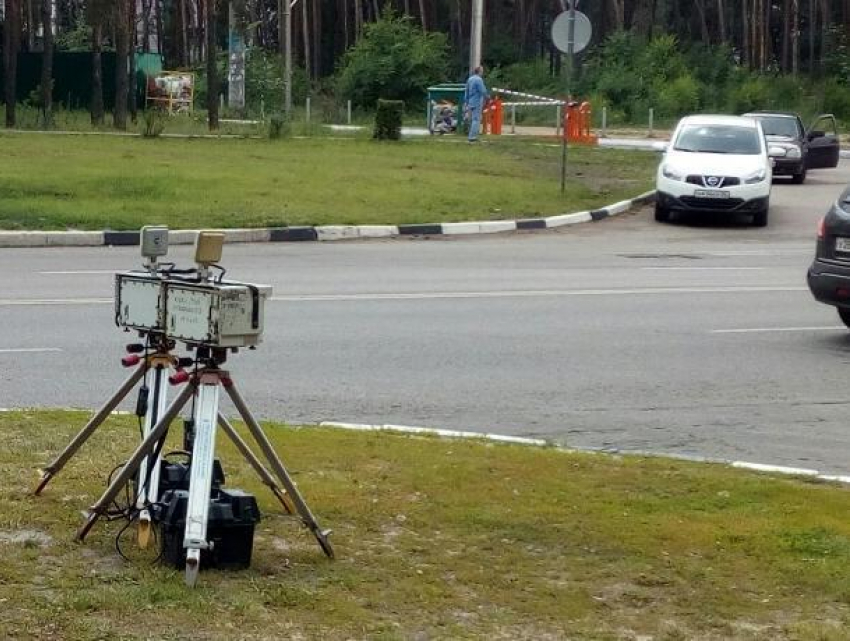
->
2, 410, 850, 639
0, 131, 656, 231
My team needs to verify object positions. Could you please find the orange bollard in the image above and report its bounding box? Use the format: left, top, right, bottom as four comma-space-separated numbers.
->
492, 98, 503, 135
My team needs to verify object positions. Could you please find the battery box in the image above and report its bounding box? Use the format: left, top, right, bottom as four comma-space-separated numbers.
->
159, 488, 261, 570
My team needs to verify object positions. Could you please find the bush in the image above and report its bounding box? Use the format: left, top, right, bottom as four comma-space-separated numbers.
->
656, 74, 701, 118
821, 79, 850, 123
140, 109, 166, 137
373, 99, 403, 140
336, 9, 449, 110
268, 113, 290, 139
728, 76, 772, 113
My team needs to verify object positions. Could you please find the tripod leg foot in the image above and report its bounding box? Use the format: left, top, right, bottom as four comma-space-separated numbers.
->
316, 529, 335, 559
34, 471, 54, 496
76, 511, 99, 542
138, 512, 153, 549
185, 548, 201, 587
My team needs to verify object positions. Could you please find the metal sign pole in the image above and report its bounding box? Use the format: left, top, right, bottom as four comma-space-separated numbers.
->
560, 3, 577, 195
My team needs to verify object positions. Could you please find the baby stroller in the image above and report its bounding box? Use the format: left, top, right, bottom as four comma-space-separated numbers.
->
430, 101, 458, 135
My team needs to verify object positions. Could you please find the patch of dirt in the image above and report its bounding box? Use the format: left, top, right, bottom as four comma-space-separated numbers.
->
0, 529, 52, 547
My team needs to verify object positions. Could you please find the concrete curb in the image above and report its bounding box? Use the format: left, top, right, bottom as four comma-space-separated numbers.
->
0, 191, 656, 248
317, 420, 850, 484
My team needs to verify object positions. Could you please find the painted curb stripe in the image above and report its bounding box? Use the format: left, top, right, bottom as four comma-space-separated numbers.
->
269, 226, 318, 242
590, 209, 609, 221
103, 231, 140, 246
516, 219, 547, 230
398, 224, 444, 236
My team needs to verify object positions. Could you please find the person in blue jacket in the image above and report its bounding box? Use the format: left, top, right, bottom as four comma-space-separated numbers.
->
464, 66, 489, 143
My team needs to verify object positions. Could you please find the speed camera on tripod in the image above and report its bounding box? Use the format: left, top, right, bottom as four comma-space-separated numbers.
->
114, 229, 271, 348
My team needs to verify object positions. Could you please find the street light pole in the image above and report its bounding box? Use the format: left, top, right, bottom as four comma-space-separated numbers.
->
280, 0, 292, 115
469, 0, 483, 71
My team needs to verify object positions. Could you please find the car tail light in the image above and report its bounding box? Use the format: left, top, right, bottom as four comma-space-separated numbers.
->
817, 216, 826, 239
837, 288, 850, 299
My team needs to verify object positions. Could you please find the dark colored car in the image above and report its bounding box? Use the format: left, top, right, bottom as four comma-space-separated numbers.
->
742, 111, 840, 184
807, 186, 850, 327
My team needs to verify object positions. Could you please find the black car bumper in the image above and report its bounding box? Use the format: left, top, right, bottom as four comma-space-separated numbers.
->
772, 157, 805, 176
657, 191, 769, 213
807, 259, 850, 308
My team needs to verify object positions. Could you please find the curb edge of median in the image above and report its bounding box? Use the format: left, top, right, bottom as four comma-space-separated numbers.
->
0, 191, 657, 248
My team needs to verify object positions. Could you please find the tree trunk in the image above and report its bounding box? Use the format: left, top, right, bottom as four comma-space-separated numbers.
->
716, 0, 726, 42
114, 0, 129, 130
4, 0, 20, 128
26, 0, 34, 49
129, 0, 137, 123
312, 0, 320, 79
809, 0, 816, 73
782, 0, 790, 71
792, 0, 800, 74
40, 0, 53, 126
301, 0, 311, 80
91, 22, 104, 125
694, 0, 710, 43
742, 0, 750, 67
417, 0, 426, 30
206, 0, 219, 130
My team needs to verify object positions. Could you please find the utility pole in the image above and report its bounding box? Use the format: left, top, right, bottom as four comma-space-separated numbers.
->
279, 0, 292, 115
469, 0, 483, 71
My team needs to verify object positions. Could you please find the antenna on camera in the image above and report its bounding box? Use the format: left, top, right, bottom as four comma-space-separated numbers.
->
140, 225, 169, 274
194, 231, 225, 281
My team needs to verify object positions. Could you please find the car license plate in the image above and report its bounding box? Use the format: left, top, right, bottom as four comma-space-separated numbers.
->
694, 189, 730, 199
836, 237, 850, 253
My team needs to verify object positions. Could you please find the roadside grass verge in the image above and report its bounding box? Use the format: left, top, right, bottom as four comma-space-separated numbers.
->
0, 132, 655, 231
2, 410, 850, 639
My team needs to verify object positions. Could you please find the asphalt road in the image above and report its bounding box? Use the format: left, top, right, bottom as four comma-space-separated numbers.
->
3, 163, 850, 473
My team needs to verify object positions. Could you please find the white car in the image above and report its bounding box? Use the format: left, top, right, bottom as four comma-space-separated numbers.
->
655, 114, 778, 227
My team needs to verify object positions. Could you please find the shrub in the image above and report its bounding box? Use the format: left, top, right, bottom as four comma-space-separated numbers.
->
821, 79, 850, 123
728, 76, 772, 113
656, 74, 701, 118
373, 99, 403, 140
140, 109, 166, 137
268, 113, 290, 139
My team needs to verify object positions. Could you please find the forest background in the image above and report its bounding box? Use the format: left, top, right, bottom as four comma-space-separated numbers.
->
2, 0, 850, 131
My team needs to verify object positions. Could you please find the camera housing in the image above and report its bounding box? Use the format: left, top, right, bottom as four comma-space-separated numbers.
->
115, 273, 271, 348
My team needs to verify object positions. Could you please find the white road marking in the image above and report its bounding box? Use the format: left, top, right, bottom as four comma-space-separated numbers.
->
39, 270, 115, 275
0, 298, 111, 306
0, 285, 808, 307
270, 285, 807, 302
640, 266, 766, 271
0, 348, 63, 354
712, 326, 844, 334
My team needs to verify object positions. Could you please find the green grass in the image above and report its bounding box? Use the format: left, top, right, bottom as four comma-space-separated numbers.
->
0, 129, 655, 231
3, 411, 850, 639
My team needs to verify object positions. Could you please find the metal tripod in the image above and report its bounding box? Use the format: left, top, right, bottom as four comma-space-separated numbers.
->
74, 349, 334, 586
34, 338, 175, 497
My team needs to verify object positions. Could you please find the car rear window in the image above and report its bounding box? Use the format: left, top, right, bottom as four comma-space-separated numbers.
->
754, 116, 801, 138
673, 125, 762, 155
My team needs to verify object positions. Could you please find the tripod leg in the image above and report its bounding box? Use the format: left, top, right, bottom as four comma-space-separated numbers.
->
137, 364, 169, 549
76, 382, 195, 542
217, 413, 294, 515
224, 380, 334, 559
183, 373, 221, 587
35, 365, 146, 495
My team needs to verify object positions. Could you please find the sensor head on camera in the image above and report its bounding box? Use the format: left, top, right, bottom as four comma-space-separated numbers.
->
141, 225, 169, 261
195, 231, 225, 267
